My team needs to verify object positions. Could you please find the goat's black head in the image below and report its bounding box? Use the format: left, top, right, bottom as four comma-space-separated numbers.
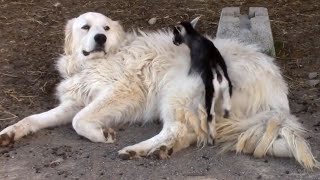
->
172, 16, 201, 46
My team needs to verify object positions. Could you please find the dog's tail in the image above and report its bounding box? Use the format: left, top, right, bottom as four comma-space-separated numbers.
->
216, 110, 319, 170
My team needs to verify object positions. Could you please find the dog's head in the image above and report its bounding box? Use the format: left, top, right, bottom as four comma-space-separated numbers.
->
64, 12, 124, 59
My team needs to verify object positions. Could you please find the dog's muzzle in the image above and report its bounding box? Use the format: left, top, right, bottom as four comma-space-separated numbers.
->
82, 34, 107, 56
82, 45, 106, 56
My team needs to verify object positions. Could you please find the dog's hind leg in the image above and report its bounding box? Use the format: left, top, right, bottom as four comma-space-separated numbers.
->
118, 106, 192, 160
118, 86, 204, 160
118, 120, 187, 160
0, 100, 82, 146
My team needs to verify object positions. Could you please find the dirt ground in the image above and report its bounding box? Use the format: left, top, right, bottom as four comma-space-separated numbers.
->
0, 0, 320, 179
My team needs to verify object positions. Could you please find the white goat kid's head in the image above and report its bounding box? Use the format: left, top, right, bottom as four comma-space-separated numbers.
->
64, 12, 124, 59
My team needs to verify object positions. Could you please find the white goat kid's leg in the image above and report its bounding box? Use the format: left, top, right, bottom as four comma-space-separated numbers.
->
220, 73, 231, 118
208, 72, 220, 142
0, 100, 81, 146
210, 69, 218, 117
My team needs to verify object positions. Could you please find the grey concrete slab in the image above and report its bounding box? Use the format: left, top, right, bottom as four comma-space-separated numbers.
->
216, 7, 275, 57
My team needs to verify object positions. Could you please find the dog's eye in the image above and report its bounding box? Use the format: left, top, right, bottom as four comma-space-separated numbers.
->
104, 26, 110, 31
81, 25, 90, 30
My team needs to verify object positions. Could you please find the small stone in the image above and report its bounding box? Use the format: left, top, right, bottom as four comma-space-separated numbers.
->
35, 167, 41, 173
313, 122, 320, 127
148, 18, 157, 25
202, 155, 209, 160
0, 149, 9, 154
307, 80, 320, 87
206, 166, 210, 171
50, 158, 63, 168
54, 2, 61, 7
308, 72, 318, 79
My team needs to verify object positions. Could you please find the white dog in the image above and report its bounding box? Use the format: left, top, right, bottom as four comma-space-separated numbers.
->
0, 12, 318, 169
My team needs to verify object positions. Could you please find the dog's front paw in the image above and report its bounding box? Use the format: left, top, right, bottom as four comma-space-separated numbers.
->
0, 132, 15, 147
150, 145, 173, 160
118, 148, 144, 160
103, 128, 116, 143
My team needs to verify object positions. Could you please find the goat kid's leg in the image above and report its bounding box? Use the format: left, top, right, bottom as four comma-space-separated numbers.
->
207, 73, 221, 143
0, 100, 82, 146
220, 73, 232, 118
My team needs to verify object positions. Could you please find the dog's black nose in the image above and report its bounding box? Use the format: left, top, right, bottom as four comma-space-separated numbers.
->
94, 34, 107, 45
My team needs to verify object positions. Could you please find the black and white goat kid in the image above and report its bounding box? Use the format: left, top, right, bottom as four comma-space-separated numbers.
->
173, 17, 233, 141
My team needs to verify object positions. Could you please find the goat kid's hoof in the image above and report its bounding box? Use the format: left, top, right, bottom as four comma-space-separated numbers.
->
223, 110, 230, 118
150, 145, 173, 160
208, 136, 215, 146
0, 133, 15, 147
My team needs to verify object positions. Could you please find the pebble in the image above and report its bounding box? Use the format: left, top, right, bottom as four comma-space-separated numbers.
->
307, 80, 320, 87
308, 72, 318, 79
54, 2, 61, 7
148, 18, 157, 25
50, 158, 63, 168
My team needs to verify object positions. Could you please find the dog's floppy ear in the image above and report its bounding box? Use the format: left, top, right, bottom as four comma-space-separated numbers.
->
190, 16, 201, 28
64, 18, 75, 55
111, 20, 125, 41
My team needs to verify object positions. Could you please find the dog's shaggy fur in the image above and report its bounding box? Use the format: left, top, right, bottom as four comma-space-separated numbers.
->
0, 12, 318, 169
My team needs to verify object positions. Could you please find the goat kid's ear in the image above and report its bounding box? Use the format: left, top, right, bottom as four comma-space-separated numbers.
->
190, 16, 201, 28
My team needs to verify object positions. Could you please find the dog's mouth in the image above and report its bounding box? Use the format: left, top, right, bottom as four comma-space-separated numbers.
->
82, 46, 106, 56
